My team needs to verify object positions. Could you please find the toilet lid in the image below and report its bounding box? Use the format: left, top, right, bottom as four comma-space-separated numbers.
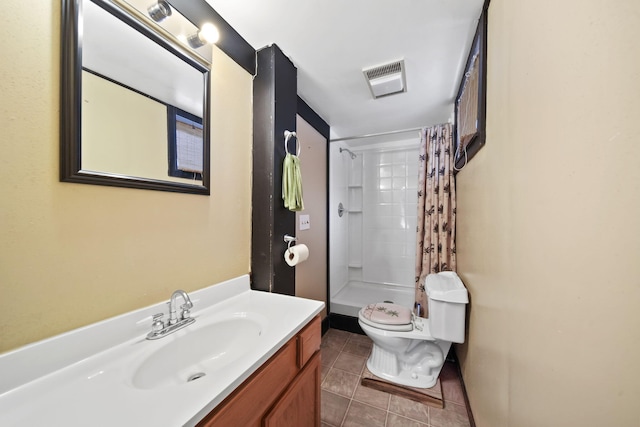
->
359, 303, 413, 331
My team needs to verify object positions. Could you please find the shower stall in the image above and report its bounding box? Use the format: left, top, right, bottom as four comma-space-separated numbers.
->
329, 134, 420, 323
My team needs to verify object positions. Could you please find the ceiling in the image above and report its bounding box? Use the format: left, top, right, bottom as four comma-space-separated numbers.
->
205, 0, 484, 142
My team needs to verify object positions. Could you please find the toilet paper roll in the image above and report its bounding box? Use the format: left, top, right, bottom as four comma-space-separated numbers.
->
284, 244, 309, 267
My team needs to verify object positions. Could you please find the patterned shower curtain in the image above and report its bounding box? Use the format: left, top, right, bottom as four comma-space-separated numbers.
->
414, 123, 457, 317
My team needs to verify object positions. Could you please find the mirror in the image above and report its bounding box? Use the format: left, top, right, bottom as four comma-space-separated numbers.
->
61, 0, 211, 194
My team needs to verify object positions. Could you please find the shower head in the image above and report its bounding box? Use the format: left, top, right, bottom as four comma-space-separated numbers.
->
339, 147, 357, 159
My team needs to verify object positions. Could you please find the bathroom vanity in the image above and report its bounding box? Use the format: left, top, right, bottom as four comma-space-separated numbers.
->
0, 275, 324, 426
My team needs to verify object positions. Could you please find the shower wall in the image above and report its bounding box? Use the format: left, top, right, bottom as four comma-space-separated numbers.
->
360, 147, 419, 286
329, 136, 420, 315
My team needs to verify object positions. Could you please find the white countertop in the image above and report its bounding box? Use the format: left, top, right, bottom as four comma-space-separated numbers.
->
0, 275, 324, 426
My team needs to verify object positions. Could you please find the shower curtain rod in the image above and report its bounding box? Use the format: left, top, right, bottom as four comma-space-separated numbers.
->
329, 126, 424, 143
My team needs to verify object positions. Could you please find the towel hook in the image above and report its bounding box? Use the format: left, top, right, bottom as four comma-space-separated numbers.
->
284, 130, 301, 157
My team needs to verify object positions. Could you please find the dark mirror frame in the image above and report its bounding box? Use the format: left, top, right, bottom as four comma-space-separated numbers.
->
453, 2, 488, 172
60, 0, 211, 195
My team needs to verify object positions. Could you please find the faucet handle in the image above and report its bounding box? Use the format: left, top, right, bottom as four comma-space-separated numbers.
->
151, 313, 165, 333
180, 304, 191, 320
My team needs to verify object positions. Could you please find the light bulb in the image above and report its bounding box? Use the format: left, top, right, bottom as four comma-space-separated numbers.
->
198, 23, 219, 44
187, 23, 219, 48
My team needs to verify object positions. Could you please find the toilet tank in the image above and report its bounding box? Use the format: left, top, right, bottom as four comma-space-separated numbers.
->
425, 272, 469, 343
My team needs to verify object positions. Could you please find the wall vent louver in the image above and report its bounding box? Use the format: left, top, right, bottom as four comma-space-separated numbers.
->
363, 59, 406, 99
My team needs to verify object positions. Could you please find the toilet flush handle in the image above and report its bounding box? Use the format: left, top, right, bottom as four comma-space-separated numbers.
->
412, 313, 424, 331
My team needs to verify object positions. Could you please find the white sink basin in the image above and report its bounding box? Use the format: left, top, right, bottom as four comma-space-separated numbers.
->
131, 314, 265, 390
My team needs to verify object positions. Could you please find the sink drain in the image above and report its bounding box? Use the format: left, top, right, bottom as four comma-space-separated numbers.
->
187, 372, 206, 382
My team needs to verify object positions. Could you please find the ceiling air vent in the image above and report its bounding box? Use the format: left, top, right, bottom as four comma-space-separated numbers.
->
363, 59, 406, 99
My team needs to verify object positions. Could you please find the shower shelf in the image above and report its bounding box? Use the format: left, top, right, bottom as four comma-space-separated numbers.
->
347, 185, 362, 188
349, 210, 362, 213
348, 263, 362, 268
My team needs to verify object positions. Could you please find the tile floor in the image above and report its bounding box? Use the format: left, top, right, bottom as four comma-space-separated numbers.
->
320, 328, 471, 427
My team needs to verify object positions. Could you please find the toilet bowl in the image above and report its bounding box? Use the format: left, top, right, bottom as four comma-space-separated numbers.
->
358, 272, 468, 389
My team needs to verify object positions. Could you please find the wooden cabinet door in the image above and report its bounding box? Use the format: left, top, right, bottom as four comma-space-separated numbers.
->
263, 352, 321, 427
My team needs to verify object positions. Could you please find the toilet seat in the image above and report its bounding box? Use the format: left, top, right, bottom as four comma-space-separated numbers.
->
358, 303, 413, 332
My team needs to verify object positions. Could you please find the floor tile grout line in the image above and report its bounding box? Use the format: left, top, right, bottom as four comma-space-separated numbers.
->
341, 332, 370, 426
320, 347, 338, 389
396, 412, 433, 427
328, 365, 365, 379
339, 398, 353, 427
337, 333, 360, 417
347, 395, 390, 412
349, 394, 391, 412
320, 390, 350, 427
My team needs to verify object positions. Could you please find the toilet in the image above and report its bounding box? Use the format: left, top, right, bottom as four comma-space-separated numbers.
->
358, 271, 468, 389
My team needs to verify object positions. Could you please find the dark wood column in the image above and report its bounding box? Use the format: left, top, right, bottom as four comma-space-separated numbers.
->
252, 44, 298, 295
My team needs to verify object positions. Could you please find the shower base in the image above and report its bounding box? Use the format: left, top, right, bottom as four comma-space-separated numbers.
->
331, 280, 414, 318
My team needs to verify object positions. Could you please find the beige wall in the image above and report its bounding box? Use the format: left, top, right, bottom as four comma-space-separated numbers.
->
295, 116, 328, 318
0, 1, 253, 353
456, 0, 640, 426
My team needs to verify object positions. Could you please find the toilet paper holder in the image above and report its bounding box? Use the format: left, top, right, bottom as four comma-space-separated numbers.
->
284, 234, 297, 250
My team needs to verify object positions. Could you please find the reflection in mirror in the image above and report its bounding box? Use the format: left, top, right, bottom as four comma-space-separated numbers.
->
61, 0, 211, 194
167, 107, 204, 180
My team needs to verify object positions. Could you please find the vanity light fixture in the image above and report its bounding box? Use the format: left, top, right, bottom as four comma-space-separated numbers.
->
187, 23, 220, 48
147, 0, 172, 22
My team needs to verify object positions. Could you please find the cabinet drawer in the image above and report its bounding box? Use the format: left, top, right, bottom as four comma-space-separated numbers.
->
197, 339, 298, 427
297, 315, 321, 369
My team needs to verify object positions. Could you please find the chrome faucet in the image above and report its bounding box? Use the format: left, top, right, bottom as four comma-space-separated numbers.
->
168, 289, 193, 325
146, 290, 196, 340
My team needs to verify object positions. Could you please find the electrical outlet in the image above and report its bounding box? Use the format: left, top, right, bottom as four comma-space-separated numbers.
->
299, 215, 310, 230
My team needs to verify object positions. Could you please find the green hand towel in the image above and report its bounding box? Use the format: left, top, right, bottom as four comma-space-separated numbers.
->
282, 153, 304, 211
